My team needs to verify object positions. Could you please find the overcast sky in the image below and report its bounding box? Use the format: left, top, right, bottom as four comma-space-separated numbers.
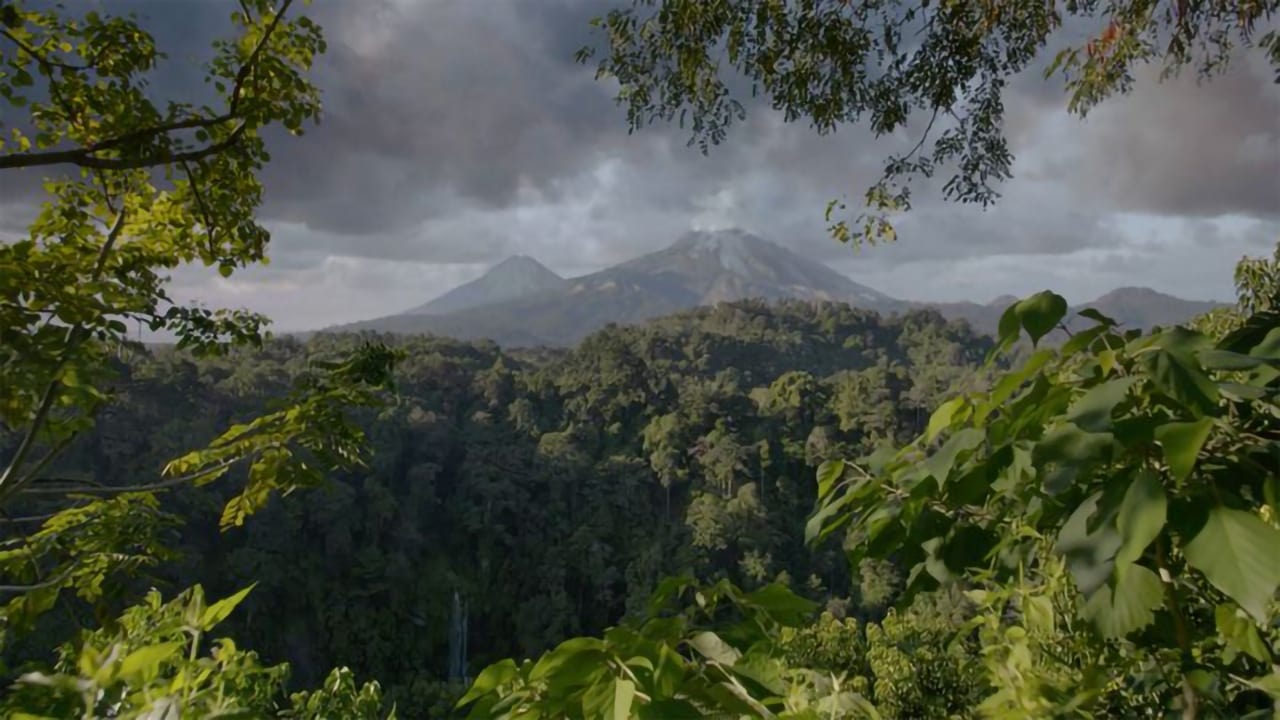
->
1, 0, 1277, 332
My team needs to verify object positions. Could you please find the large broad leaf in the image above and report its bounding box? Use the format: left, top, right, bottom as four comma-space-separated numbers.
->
530, 637, 608, 682
1214, 604, 1270, 662
1033, 424, 1114, 467
926, 397, 965, 443
1154, 418, 1214, 484
118, 641, 185, 680
199, 583, 257, 630
1218, 312, 1280, 353
1142, 330, 1220, 416
922, 428, 984, 487
1065, 377, 1139, 432
457, 659, 518, 707
1054, 493, 1122, 596
1183, 507, 1280, 622
1115, 471, 1166, 566
688, 631, 741, 665
1081, 564, 1163, 638
1015, 291, 1069, 346
1196, 349, 1267, 371
1248, 326, 1280, 360
743, 583, 818, 625
815, 459, 845, 501
613, 678, 636, 720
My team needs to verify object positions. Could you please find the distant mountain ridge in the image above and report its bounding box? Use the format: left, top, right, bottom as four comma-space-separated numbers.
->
332, 229, 1227, 346
405, 254, 566, 315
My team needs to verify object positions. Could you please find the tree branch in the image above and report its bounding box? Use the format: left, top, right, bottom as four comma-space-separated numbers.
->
0, 28, 91, 72
19, 457, 240, 497
0, 122, 248, 170
230, 0, 296, 117
0, 566, 75, 594
0, 210, 127, 506
0, 0, 295, 171
181, 159, 220, 256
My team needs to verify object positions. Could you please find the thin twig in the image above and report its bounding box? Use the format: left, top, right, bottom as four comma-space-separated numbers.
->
19, 457, 239, 496
0, 28, 90, 72
0, 566, 75, 594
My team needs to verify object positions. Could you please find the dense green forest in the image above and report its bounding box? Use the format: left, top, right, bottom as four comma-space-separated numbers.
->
3, 300, 993, 714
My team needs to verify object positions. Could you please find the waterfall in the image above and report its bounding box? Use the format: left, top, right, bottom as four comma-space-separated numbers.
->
447, 589, 469, 684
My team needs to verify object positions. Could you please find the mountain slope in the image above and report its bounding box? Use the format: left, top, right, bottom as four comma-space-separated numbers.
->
1078, 287, 1223, 330
334, 230, 1226, 347
406, 255, 566, 315
337, 230, 902, 346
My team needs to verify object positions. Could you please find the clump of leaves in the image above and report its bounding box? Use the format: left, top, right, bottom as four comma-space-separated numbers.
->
810, 256, 1280, 714
1, 584, 393, 718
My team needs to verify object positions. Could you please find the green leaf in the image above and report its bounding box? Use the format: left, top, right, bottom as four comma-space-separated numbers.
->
200, 583, 256, 630
688, 631, 740, 665
457, 660, 518, 707
742, 583, 818, 624
530, 637, 607, 682
613, 678, 635, 720
923, 428, 984, 486
1065, 377, 1138, 432
1218, 311, 1280, 354
1015, 291, 1069, 346
997, 302, 1021, 348
1077, 308, 1116, 326
815, 459, 844, 500
1154, 418, 1213, 484
1033, 424, 1113, 467
118, 641, 184, 679
1098, 349, 1118, 377
638, 699, 700, 719
1055, 493, 1121, 596
1247, 326, 1280, 360
1081, 564, 1163, 638
1183, 507, 1280, 622
1115, 471, 1166, 566
1196, 349, 1266, 371
1142, 334, 1220, 416
926, 397, 964, 442
1246, 673, 1280, 699
1214, 604, 1270, 662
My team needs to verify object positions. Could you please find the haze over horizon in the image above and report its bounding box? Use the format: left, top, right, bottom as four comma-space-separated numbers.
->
1, 0, 1276, 333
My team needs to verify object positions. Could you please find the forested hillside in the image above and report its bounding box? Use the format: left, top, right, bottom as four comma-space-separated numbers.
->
3, 300, 991, 714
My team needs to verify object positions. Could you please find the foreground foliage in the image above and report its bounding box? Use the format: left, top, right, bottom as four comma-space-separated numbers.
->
461, 246, 1280, 718
1, 0, 394, 715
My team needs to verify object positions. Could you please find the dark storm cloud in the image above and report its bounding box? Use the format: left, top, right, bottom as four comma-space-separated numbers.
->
1062, 58, 1280, 219
2, 0, 1276, 288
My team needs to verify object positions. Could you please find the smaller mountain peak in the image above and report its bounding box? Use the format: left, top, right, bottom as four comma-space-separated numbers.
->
492, 254, 545, 269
